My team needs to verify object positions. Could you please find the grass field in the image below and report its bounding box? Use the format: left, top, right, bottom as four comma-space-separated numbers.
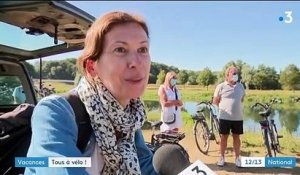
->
144, 84, 300, 105
42, 80, 300, 152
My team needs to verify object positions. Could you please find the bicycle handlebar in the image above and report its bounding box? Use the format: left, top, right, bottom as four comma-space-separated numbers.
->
251, 102, 268, 109
147, 120, 163, 129
196, 101, 218, 116
251, 102, 272, 114
197, 101, 212, 106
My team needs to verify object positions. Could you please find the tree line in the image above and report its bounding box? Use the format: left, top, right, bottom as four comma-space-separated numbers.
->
25, 58, 300, 90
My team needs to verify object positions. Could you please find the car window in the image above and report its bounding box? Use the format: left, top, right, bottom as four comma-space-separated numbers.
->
0, 75, 26, 105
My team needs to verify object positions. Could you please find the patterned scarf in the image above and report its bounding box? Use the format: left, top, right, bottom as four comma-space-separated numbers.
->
77, 77, 145, 174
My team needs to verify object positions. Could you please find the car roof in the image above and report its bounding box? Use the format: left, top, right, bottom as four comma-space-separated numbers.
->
0, 1, 95, 61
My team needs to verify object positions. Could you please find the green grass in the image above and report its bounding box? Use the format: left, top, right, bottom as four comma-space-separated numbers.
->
241, 130, 300, 155
49, 81, 300, 152
37, 80, 75, 94
47, 81, 300, 104
143, 85, 300, 110
144, 86, 299, 100
146, 110, 300, 153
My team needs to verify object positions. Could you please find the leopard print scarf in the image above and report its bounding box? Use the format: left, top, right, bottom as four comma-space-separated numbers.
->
77, 77, 145, 174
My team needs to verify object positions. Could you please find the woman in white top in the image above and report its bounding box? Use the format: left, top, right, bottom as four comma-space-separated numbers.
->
158, 71, 183, 132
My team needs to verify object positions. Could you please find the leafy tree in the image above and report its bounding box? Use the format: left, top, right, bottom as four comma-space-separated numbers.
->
241, 64, 255, 90
148, 73, 156, 84
252, 71, 265, 90
168, 65, 180, 74
35, 58, 77, 80
196, 67, 216, 90
150, 62, 179, 84
177, 70, 189, 85
187, 71, 198, 85
156, 69, 166, 85
24, 61, 37, 78
279, 64, 300, 90
252, 65, 280, 90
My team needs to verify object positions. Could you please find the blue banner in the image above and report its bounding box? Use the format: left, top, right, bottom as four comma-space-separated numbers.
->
265, 157, 296, 168
15, 157, 48, 167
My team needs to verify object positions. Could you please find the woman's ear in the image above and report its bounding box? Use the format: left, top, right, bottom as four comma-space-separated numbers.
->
86, 59, 97, 77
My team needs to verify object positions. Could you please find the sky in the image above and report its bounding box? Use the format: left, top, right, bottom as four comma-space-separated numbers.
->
2, 1, 300, 72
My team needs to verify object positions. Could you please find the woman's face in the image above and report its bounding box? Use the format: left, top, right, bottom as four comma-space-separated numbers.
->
94, 23, 150, 106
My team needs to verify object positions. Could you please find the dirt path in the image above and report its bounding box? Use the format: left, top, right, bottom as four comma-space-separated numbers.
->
142, 130, 300, 175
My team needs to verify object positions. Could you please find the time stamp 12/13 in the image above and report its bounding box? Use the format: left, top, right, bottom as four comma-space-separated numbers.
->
241, 157, 296, 168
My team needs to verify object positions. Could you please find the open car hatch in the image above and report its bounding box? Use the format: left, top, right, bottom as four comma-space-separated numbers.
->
0, 1, 95, 60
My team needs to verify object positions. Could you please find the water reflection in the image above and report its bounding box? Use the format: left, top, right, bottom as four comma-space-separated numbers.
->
277, 109, 300, 133
185, 101, 300, 137
143, 100, 188, 112
144, 100, 300, 137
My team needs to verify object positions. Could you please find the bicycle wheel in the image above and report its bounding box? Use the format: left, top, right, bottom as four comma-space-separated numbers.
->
194, 120, 210, 154
271, 124, 281, 153
263, 129, 276, 157
212, 118, 220, 144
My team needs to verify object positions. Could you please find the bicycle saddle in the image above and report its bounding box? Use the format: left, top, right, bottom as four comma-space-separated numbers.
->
259, 109, 271, 117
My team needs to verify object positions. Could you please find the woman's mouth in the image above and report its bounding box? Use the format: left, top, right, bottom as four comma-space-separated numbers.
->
125, 77, 144, 84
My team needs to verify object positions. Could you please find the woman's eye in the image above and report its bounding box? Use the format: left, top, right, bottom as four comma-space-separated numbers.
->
114, 47, 127, 53
138, 47, 148, 54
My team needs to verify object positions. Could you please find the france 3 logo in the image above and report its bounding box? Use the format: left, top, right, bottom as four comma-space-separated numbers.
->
279, 11, 293, 24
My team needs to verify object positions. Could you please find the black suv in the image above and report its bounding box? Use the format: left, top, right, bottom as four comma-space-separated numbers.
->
0, 1, 94, 174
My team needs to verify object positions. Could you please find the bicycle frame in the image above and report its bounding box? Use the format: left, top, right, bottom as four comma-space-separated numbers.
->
197, 101, 220, 140
252, 102, 282, 157
259, 116, 276, 156
192, 101, 220, 154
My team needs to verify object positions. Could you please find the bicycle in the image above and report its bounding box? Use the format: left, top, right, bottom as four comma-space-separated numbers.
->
35, 83, 56, 98
191, 101, 220, 155
145, 121, 190, 161
251, 102, 283, 157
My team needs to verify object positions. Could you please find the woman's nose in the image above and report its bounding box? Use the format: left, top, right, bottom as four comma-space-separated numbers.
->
128, 52, 142, 68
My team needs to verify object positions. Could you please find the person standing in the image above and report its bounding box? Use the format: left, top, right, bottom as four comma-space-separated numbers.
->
213, 66, 245, 167
158, 71, 183, 133
12, 85, 26, 104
